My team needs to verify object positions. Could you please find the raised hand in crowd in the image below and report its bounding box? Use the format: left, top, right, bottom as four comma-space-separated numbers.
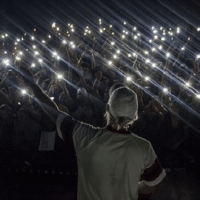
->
92, 71, 102, 98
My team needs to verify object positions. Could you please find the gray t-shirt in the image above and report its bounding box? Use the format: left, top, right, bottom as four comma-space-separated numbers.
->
56, 113, 166, 200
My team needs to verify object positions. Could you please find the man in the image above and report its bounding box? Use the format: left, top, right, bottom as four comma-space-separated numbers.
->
22, 70, 166, 200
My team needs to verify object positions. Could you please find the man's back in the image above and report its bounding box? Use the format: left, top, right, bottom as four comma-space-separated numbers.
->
71, 122, 166, 200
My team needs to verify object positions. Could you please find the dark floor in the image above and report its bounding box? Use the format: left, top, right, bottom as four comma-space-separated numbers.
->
0, 166, 200, 200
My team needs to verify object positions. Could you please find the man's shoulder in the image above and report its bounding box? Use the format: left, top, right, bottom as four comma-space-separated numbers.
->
130, 132, 151, 145
130, 132, 153, 153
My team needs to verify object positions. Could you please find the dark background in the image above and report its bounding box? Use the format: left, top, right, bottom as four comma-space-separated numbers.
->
1, 0, 200, 35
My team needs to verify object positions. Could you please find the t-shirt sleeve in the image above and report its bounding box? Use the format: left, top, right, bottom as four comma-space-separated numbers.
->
56, 112, 78, 142
140, 142, 166, 186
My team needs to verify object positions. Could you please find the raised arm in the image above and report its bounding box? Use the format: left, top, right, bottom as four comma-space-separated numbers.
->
19, 66, 66, 124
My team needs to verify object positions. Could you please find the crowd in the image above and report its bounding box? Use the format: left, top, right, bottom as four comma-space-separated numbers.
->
0, 19, 200, 171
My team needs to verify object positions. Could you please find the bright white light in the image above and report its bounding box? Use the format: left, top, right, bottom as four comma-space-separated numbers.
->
154, 35, 158, 40
99, 29, 103, 33
42, 40, 46, 44
99, 19, 102, 21
166, 52, 170, 57
132, 53, 136, 57
52, 23, 56, 28
163, 32, 166, 35
4, 51, 7, 54
84, 33, 87, 36
181, 47, 185, 51
197, 28, 200, 32
113, 54, 117, 59
108, 61, 113, 66
124, 21, 127, 25
57, 56, 60, 60
15, 42, 18, 45
128, 54, 131, 57
50, 97, 54, 100
88, 30, 91, 34
5, 34, 8, 37
71, 44, 76, 49
21, 38, 24, 41
116, 50, 120, 54
152, 63, 156, 67
145, 59, 150, 63
145, 76, 150, 81
57, 27, 60, 31
53, 52, 58, 57
18, 102, 21, 105
103, 28, 106, 31
152, 47, 156, 52
153, 30, 157, 33
160, 27, 163, 30
149, 39, 152, 43
185, 82, 190, 87
17, 38, 20, 42
62, 40, 67, 44
111, 41, 115, 46
161, 37, 165, 41
3, 59, 10, 66
31, 36, 35, 40
19, 51, 23, 55
99, 21, 102, 25
21, 90, 27, 95
16, 56, 21, 61
159, 45, 162, 50
34, 28, 36, 32
112, 32, 115, 35
126, 76, 132, 81
152, 27, 155, 30
137, 33, 141, 36
71, 28, 75, 32
196, 54, 200, 59
126, 31, 129, 35
70, 24, 73, 28
48, 35, 51, 38
123, 30, 125, 33
133, 27, 137, 31
163, 88, 168, 93
188, 37, 191, 40
110, 25, 113, 28
196, 94, 200, 99
144, 51, 149, 55
121, 35, 125, 39
31, 63, 36, 68
34, 51, 39, 56
134, 35, 138, 40
33, 45, 36, 49
57, 74, 63, 79
1, 35, 5, 39
38, 59, 43, 63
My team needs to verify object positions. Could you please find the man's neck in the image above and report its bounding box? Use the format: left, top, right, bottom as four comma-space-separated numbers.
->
106, 125, 131, 135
